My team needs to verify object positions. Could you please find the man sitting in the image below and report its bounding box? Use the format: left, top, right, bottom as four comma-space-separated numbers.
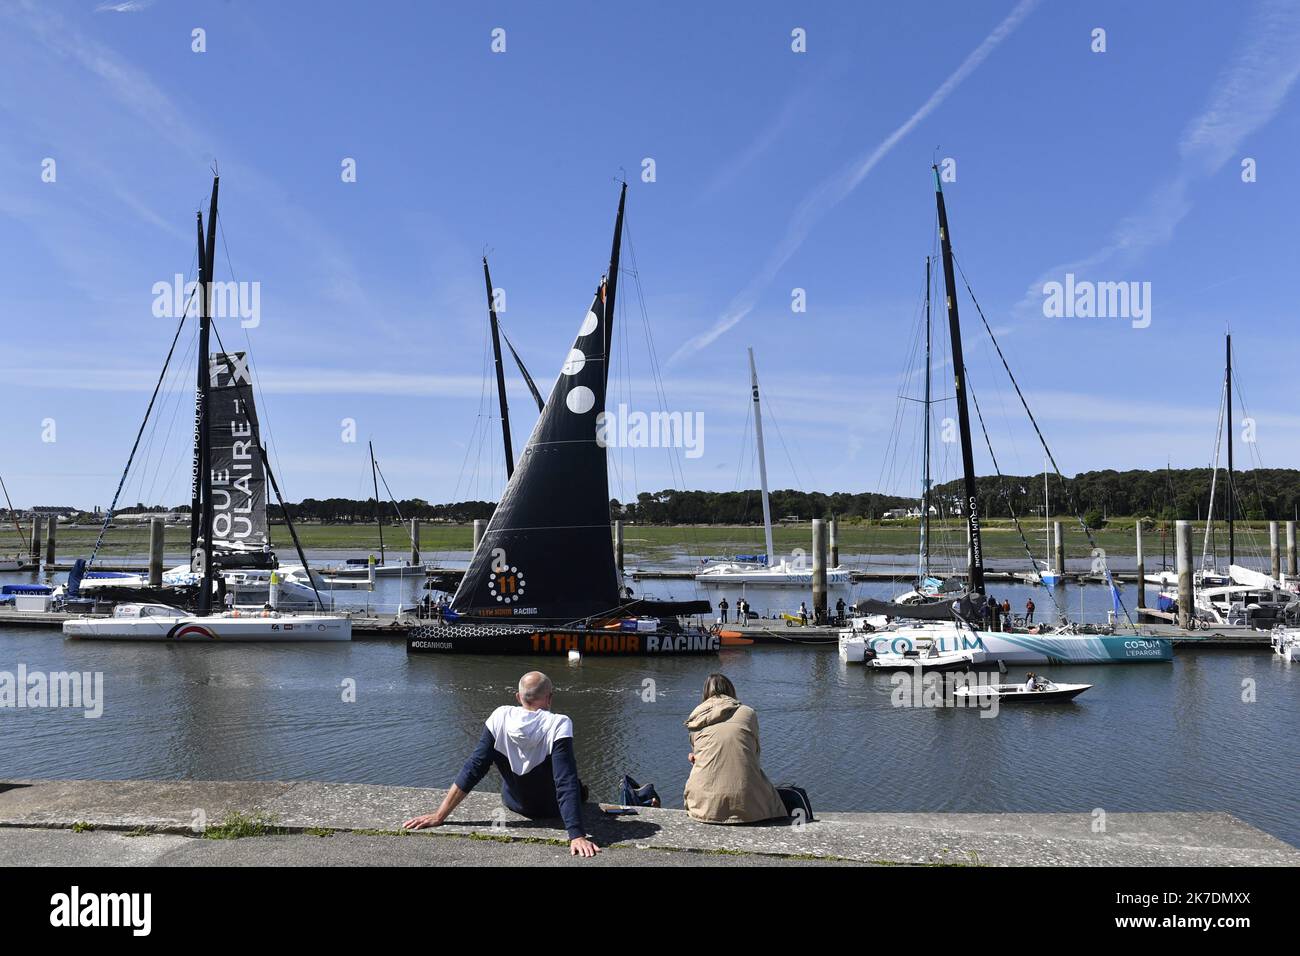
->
403, 671, 600, 857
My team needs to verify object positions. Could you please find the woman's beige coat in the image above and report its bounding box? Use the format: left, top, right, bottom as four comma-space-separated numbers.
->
683, 695, 788, 824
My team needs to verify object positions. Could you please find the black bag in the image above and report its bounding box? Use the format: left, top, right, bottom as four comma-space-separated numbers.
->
619, 774, 661, 808
776, 785, 814, 823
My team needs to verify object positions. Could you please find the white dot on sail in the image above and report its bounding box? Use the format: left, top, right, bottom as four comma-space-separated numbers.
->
566, 385, 595, 414
579, 310, 599, 336
561, 349, 586, 375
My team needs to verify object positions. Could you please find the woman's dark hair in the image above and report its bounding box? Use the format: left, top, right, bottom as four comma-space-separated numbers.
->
701, 673, 737, 702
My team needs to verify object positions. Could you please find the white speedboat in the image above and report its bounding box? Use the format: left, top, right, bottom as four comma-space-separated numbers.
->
954, 678, 1091, 703
1270, 627, 1300, 662
63, 603, 351, 641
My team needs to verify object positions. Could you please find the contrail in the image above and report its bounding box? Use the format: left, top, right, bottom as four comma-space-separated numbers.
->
669, 0, 1040, 365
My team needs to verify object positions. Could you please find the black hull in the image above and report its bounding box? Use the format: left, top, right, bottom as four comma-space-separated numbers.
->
407, 623, 719, 656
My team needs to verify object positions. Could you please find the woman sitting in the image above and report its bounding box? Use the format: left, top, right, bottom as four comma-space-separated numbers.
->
683, 673, 788, 825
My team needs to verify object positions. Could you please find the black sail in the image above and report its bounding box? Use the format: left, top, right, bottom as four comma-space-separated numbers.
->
451, 187, 627, 624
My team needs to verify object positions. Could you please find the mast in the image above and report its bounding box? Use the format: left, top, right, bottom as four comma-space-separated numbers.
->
748, 347, 776, 567
484, 257, 515, 478
933, 165, 984, 596
603, 182, 627, 387
919, 256, 932, 582
196, 175, 219, 615
369, 440, 385, 566
1226, 332, 1234, 567
190, 211, 205, 556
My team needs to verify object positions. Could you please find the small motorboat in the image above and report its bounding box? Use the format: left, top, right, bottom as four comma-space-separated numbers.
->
955, 678, 1091, 703
1270, 627, 1300, 662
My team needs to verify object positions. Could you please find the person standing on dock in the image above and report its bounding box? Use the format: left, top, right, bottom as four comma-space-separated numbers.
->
718, 597, 729, 624
1025, 597, 1035, 624
984, 595, 999, 631
1001, 599, 1012, 631
798, 601, 808, 626
835, 597, 846, 625
403, 671, 600, 858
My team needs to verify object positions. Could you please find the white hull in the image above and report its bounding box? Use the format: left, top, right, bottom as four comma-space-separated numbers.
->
955, 681, 1092, 702
840, 624, 1171, 664
695, 564, 852, 617
64, 604, 351, 642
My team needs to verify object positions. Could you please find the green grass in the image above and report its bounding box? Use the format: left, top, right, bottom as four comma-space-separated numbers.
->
202, 811, 280, 840
41, 517, 1258, 566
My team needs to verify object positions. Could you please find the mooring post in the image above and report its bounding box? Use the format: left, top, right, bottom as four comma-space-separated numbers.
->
148, 517, 165, 586
45, 515, 57, 567
1288, 520, 1297, 578
1053, 521, 1064, 578
472, 519, 487, 552
29, 516, 43, 566
1135, 521, 1145, 610
1269, 521, 1281, 580
410, 519, 420, 566
829, 515, 839, 568
812, 518, 827, 624
1176, 520, 1193, 630
613, 519, 624, 572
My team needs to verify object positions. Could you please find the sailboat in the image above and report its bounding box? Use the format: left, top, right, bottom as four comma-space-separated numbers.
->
843, 167, 1171, 665
882, 255, 965, 609
1153, 333, 1298, 626
407, 184, 715, 656
1035, 461, 1061, 587
64, 174, 350, 641
693, 348, 851, 618
316, 442, 426, 584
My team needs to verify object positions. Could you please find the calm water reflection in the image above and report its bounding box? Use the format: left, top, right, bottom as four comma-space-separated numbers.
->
2, 568, 1296, 846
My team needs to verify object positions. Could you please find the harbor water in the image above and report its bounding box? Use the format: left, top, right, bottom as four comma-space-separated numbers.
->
1, 562, 1297, 847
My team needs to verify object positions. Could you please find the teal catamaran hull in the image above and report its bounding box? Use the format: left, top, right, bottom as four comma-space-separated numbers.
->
868, 628, 1173, 664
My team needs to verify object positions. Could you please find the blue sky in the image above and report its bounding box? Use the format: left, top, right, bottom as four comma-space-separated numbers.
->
2, 0, 1299, 510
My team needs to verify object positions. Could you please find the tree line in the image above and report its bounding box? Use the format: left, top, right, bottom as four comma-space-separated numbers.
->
74, 467, 1300, 525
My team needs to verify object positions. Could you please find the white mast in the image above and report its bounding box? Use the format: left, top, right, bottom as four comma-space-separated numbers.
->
748, 347, 776, 567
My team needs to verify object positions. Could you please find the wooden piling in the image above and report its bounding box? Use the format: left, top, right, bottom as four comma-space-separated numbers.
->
472, 519, 487, 552
812, 518, 827, 623
1288, 520, 1297, 578
410, 519, 420, 565
1053, 520, 1064, 577
29, 517, 43, 566
1176, 520, 1193, 629
1271, 521, 1281, 581
45, 516, 57, 566
148, 517, 164, 586
829, 515, 839, 568
613, 519, 624, 572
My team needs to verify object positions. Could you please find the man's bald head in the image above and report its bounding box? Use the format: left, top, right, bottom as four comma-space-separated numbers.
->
517, 671, 554, 708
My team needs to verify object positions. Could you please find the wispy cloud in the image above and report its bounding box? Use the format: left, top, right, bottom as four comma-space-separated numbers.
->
95, 1, 156, 13
1018, 0, 1300, 311
669, 0, 1040, 364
